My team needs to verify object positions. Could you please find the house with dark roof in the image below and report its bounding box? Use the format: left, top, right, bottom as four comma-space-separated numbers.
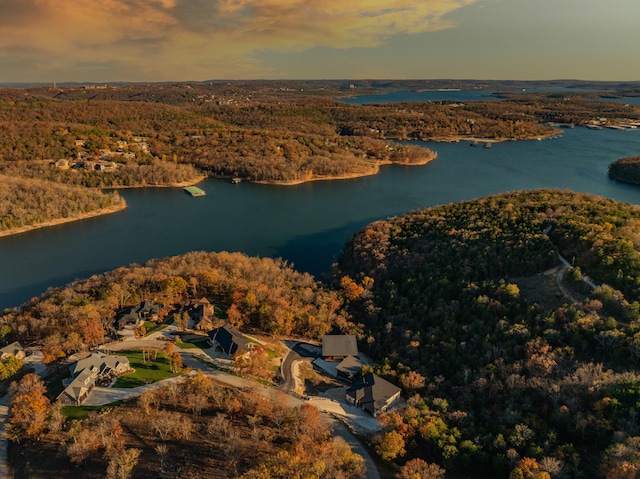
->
321, 334, 358, 359
58, 352, 131, 405
116, 301, 162, 330
188, 297, 215, 331
137, 301, 161, 321
117, 306, 142, 330
207, 324, 253, 358
346, 372, 401, 417
336, 355, 363, 381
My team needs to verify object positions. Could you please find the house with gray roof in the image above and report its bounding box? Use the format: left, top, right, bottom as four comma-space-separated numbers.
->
346, 372, 401, 417
0, 341, 25, 360
336, 355, 363, 381
117, 301, 162, 330
58, 352, 131, 405
321, 334, 358, 359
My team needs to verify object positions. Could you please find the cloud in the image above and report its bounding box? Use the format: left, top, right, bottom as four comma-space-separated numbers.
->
0, 0, 478, 80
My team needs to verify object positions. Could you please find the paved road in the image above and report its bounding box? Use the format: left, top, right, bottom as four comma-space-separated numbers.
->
279, 348, 308, 393
92, 344, 382, 479
324, 413, 380, 479
1, 334, 381, 478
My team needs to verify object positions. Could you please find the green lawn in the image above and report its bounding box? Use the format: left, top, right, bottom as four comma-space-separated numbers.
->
143, 322, 169, 336
112, 350, 180, 388
62, 401, 123, 420
176, 339, 210, 350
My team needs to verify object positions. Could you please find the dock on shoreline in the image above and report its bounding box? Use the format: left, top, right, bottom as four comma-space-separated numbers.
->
184, 186, 206, 197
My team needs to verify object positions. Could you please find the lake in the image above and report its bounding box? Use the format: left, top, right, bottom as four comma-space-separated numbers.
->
2, 127, 640, 310
341, 88, 640, 106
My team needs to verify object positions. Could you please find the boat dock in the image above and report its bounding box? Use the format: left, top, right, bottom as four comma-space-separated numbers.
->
184, 186, 206, 197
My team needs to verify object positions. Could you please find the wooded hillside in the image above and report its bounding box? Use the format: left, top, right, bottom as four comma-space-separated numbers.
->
336, 189, 640, 478
0, 251, 350, 362
9, 371, 365, 478
0, 175, 124, 233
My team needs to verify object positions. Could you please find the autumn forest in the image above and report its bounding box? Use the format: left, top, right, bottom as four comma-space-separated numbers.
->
3, 81, 640, 478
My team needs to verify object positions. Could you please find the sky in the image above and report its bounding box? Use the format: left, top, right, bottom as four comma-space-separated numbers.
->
0, 0, 639, 83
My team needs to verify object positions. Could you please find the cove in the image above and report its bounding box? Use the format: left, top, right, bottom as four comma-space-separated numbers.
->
2, 127, 640, 310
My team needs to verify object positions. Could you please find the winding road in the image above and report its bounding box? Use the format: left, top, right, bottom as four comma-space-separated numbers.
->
102, 336, 382, 479
0, 331, 381, 478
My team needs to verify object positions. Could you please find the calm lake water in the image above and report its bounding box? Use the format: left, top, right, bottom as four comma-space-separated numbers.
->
341, 89, 501, 104
340, 87, 605, 105
2, 126, 640, 310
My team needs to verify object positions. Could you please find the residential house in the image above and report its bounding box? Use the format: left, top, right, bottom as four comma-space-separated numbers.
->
51, 158, 70, 170
207, 324, 253, 358
137, 301, 161, 321
0, 341, 26, 360
58, 352, 131, 405
117, 306, 143, 330
189, 297, 215, 331
336, 355, 363, 381
345, 372, 401, 417
116, 301, 162, 330
95, 160, 117, 172
321, 334, 358, 360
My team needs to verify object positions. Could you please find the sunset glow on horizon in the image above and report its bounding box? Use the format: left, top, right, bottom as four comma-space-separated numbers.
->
0, 0, 638, 83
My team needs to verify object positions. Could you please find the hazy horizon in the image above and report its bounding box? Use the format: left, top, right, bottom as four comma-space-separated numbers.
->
1, 0, 639, 84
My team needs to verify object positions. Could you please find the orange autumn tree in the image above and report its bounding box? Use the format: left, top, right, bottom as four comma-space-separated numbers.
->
6, 373, 51, 442
509, 458, 551, 479
340, 276, 365, 301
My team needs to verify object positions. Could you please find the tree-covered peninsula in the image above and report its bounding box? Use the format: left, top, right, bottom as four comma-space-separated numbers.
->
336, 189, 640, 478
0, 175, 125, 235
0, 251, 348, 358
609, 156, 640, 185
0, 250, 365, 478
2, 81, 639, 236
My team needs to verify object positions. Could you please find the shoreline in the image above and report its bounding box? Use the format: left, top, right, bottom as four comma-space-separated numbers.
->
0, 199, 127, 239
101, 175, 207, 190
416, 130, 563, 143
250, 154, 437, 186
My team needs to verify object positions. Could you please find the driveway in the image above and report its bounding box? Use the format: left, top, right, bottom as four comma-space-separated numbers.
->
324, 413, 381, 479
83, 344, 381, 479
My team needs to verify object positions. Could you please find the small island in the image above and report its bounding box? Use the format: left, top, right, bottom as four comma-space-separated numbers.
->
608, 155, 640, 184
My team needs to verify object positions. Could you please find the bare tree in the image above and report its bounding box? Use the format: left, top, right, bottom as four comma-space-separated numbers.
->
154, 412, 181, 441
155, 444, 169, 473
221, 430, 242, 475
207, 413, 232, 439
